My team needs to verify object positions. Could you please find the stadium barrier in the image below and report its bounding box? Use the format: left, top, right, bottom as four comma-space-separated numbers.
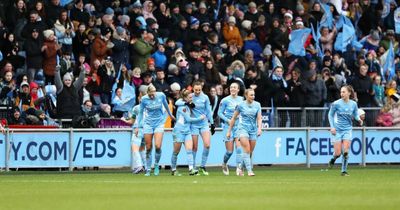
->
1, 127, 399, 171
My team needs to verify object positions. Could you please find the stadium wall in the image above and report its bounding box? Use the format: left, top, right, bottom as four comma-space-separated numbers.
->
1, 128, 399, 170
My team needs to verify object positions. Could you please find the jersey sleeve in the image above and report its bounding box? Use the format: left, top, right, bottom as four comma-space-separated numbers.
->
328, 102, 337, 129
217, 99, 229, 123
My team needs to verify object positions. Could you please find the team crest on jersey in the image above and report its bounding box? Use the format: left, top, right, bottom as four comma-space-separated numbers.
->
183, 108, 186, 112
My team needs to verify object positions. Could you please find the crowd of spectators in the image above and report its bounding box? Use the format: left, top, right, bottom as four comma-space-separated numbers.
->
1, 0, 400, 127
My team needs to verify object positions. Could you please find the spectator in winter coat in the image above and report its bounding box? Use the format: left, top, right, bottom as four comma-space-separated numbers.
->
111, 26, 130, 71
223, 16, 243, 49
42, 29, 60, 84
7, 107, 26, 125
72, 23, 90, 59
21, 10, 47, 41
152, 44, 167, 70
91, 27, 112, 68
14, 81, 34, 112
302, 69, 327, 107
54, 9, 75, 54
130, 30, 154, 73
55, 65, 85, 119
390, 102, 400, 127
24, 28, 43, 82
376, 105, 393, 127
352, 64, 374, 107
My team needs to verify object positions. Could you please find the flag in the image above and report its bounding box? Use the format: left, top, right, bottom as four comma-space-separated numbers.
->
334, 15, 358, 52
269, 99, 275, 128
383, 42, 396, 81
320, 3, 333, 29
272, 55, 283, 69
395, 7, 400, 34
111, 65, 136, 112
382, 0, 393, 18
288, 28, 312, 56
311, 23, 324, 58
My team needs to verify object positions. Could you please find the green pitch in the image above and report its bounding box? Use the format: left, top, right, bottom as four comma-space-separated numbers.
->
0, 166, 399, 210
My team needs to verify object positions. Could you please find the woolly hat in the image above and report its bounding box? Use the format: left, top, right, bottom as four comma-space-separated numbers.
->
248, 2, 257, 8
116, 26, 125, 35
63, 72, 72, 81
241, 20, 252, 30
170, 82, 181, 92
295, 17, 304, 25
43, 29, 54, 39
199, 2, 206, 9
263, 44, 272, 56
105, 7, 114, 15
20, 81, 29, 88
131, 0, 142, 8
147, 58, 155, 66
284, 10, 293, 19
228, 16, 236, 24
34, 69, 45, 86
296, 3, 305, 11
190, 16, 200, 26
35, 109, 45, 117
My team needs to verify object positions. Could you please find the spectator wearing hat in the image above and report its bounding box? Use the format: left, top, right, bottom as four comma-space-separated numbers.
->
223, 16, 243, 49
42, 29, 60, 85
15, 81, 34, 112
130, 30, 154, 73
183, 3, 194, 24
194, 2, 211, 24
167, 63, 186, 88
70, 0, 90, 26
111, 26, 130, 71
296, 2, 311, 28
24, 28, 43, 82
283, 10, 294, 32
142, 1, 156, 21
91, 26, 112, 68
363, 30, 381, 51
7, 107, 26, 125
169, 3, 185, 27
244, 2, 260, 23
55, 64, 85, 119
254, 15, 269, 46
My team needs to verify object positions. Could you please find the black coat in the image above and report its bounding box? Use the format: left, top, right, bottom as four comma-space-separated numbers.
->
24, 36, 43, 69
351, 74, 373, 107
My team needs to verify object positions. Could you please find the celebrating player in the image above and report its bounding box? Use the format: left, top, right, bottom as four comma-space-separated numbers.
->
190, 81, 214, 175
218, 82, 244, 176
227, 89, 262, 176
135, 84, 175, 176
171, 89, 206, 176
328, 85, 363, 176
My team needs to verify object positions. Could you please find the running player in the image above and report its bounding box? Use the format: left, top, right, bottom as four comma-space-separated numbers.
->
227, 89, 262, 176
171, 89, 206, 176
135, 84, 175, 176
218, 82, 244, 176
328, 85, 363, 176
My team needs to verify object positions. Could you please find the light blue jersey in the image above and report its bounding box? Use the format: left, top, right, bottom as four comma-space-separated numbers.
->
328, 99, 360, 131
131, 105, 145, 146
173, 105, 204, 142
218, 95, 244, 126
191, 92, 214, 127
218, 95, 244, 141
136, 92, 172, 134
236, 101, 261, 140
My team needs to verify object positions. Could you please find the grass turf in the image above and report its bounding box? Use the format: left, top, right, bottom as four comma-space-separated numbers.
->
0, 166, 399, 210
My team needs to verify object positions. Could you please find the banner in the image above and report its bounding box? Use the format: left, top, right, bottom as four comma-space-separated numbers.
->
0, 134, 5, 168
72, 132, 132, 167
8, 133, 69, 167
1, 129, 400, 168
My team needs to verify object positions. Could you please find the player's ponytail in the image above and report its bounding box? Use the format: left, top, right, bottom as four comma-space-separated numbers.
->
180, 89, 191, 100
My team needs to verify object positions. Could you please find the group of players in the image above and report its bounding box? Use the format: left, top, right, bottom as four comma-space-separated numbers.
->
127, 71, 362, 177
